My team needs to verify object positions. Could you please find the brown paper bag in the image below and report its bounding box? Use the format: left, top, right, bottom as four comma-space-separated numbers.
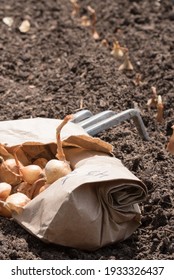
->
0, 117, 147, 251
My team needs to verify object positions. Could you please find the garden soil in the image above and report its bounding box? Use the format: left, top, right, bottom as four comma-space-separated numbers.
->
0, 0, 174, 260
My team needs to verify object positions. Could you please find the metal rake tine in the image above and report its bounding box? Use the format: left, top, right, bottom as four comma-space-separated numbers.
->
85, 109, 150, 141
78, 110, 115, 129
72, 110, 93, 123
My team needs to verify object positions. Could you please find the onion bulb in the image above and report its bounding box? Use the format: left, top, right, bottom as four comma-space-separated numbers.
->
15, 181, 34, 199
38, 184, 50, 195
166, 125, 174, 155
19, 164, 44, 185
31, 178, 47, 198
0, 156, 22, 186
118, 51, 134, 71
44, 115, 73, 184
4, 158, 20, 173
12, 149, 44, 185
5, 192, 30, 214
156, 95, 164, 123
0, 182, 12, 201
0, 143, 12, 160
111, 41, 127, 59
45, 159, 71, 184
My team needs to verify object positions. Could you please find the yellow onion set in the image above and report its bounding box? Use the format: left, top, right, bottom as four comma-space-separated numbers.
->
0, 115, 73, 217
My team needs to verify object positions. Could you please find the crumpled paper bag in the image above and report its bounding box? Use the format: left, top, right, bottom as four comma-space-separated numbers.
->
0, 117, 147, 251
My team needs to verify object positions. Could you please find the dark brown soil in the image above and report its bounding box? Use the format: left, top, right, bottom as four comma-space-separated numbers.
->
0, 0, 174, 260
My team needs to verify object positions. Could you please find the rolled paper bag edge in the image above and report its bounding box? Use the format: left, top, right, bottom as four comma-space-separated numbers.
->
98, 179, 147, 210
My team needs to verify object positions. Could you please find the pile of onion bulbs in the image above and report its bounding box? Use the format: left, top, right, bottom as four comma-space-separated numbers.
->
0, 115, 73, 217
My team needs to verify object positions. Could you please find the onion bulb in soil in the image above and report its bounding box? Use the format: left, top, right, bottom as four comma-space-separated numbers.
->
111, 41, 127, 59
5, 192, 30, 214
0, 182, 12, 201
167, 125, 174, 155
0, 156, 22, 186
45, 115, 73, 184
